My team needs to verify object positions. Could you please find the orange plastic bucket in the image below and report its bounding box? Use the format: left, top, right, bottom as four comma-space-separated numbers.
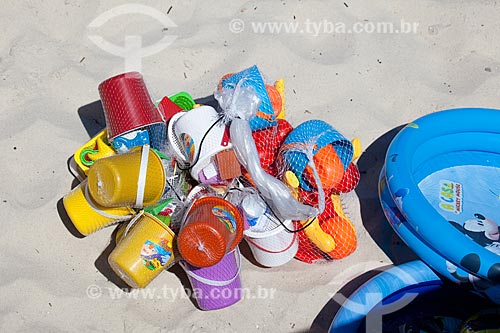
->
178, 197, 243, 267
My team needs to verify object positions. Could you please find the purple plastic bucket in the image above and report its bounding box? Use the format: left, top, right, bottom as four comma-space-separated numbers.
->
181, 249, 242, 310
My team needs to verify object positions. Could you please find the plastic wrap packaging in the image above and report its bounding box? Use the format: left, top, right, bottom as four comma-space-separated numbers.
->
63, 67, 364, 298
216, 82, 319, 221
294, 192, 358, 263
217, 65, 277, 131
279, 121, 360, 263
216, 66, 361, 263
230, 117, 319, 221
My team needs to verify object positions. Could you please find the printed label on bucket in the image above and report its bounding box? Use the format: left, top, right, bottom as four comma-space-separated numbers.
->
179, 133, 195, 162
113, 129, 150, 153
212, 206, 236, 233
140, 239, 173, 270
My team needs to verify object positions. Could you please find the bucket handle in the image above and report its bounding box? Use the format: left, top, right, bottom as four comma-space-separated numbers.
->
245, 231, 297, 254
180, 247, 241, 287
122, 210, 144, 238
135, 144, 150, 208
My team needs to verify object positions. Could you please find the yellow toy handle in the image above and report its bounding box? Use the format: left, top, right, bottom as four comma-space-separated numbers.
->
283, 170, 336, 252
300, 217, 336, 253
274, 78, 286, 119
74, 129, 116, 175
331, 194, 348, 220
351, 137, 362, 161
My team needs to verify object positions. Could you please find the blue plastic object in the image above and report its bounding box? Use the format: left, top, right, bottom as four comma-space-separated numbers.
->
281, 120, 353, 191
220, 65, 277, 131
379, 171, 472, 284
323, 260, 499, 332
112, 129, 150, 151
380, 108, 500, 285
329, 260, 442, 332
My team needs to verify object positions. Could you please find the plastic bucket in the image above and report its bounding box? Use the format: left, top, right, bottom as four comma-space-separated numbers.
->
181, 249, 242, 310
280, 119, 354, 191
98, 72, 164, 140
167, 106, 232, 182
114, 221, 128, 244
87, 145, 166, 208
244, 218, 298, 267
63, 179, 134, 236
108, 212, 175, 288
178, 196, 243, 267
74, 129, 116, 176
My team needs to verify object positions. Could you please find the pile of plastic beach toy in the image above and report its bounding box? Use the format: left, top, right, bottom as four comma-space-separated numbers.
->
63, 65, 361, 310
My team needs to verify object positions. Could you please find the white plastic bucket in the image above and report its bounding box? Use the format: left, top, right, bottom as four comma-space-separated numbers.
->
167, 106, 232, 182
244, 217, 298, 267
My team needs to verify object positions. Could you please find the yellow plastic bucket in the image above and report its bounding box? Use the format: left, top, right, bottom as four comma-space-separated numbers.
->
108, 212, 175, 288
63, 180, 135, 236
74, 129, 116, 176
87, 145, 166, 208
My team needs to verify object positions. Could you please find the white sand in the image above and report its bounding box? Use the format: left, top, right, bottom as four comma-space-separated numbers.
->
2, 0, 500, 331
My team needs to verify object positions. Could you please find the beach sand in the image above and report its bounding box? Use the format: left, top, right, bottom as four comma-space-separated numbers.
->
2, 0, 500, 331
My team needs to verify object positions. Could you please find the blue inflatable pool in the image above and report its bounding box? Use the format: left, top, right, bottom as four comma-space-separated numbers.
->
379, 108, 500, 296
328, 261, 442, 332
324, 260, 496, 332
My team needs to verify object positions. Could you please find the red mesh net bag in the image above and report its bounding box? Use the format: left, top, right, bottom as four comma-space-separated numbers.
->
251, 119, 293, 176
294, 188, 359, 263
215, 66, 362, 264
98, 72, 168, 152
271, 120, 361, 263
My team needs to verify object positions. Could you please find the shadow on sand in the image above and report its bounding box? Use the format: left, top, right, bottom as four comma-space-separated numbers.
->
310, 125, 422, 331
354, 125, 418, 265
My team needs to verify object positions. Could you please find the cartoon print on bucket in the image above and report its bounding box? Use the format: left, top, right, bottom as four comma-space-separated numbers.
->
180, 133, 195, 162
212, 206, 237, 233
140, 238, 173, 271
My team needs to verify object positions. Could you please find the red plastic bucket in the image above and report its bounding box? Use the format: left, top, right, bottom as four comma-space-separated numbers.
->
98, 72, 164, 140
